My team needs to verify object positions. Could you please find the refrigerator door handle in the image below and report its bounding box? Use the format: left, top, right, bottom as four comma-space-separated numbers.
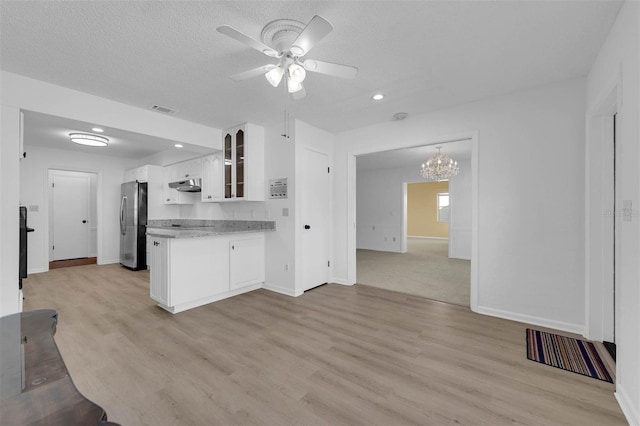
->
120, 196, 127, 235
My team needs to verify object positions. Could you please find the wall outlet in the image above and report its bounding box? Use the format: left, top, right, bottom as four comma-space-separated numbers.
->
282, 207, 289, 217
392, 237, 396, 242
372, 225, 375, 230
285, 264, 289, 272
384, 236, 387, 242
29, 205, 39, 212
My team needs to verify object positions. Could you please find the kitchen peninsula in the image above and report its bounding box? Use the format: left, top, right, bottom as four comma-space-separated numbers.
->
146, 219, 275, 313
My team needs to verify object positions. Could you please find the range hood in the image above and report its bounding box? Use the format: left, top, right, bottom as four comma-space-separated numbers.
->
168, 178, 202, 192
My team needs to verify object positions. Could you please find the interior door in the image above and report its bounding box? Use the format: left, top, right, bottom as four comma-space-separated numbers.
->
52, 174, 90, 260
301, 148, 330, 291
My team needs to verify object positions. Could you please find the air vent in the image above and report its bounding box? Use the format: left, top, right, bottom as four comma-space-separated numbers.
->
150, 104, 178, 115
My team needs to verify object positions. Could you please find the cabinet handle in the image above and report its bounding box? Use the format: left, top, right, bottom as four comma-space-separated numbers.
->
153, 241, 159, 246
207, 195, 212, 199
231, 245, 235, 250
166, 198, 170, 202
304, 225, 311, 230
185, 174, 189, 178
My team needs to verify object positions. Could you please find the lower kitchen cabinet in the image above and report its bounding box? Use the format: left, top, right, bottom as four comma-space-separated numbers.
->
230, 237, 265, 290
148, 232, 265, 313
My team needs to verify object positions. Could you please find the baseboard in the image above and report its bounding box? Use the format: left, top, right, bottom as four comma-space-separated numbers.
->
98, 259, 120, 265
476, 305, 584, 335
330, 277, 352, 286
615, 384, 640, 426
27, 267, 48, 275
262, 282, 302, 297
408, 236, 448, 240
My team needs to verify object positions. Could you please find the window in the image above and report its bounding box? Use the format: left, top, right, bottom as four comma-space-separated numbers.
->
437, 192, 449, 222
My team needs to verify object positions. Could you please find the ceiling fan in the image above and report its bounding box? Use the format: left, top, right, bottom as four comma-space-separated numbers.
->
217, 15, 358, 99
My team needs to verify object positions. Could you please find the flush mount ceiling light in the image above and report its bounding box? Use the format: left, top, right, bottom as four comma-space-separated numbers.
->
91, 127, 104, 133
69, 133, 109, 147
217, 15, 358, 99
372, 93, 384, 101
420, 146, 459, 181
174, 144, 183, 148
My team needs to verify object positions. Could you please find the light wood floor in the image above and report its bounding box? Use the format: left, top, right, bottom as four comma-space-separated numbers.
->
23, 264, 625, 425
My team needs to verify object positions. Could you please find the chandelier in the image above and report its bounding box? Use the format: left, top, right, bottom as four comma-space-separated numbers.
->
420, 147, 459, 181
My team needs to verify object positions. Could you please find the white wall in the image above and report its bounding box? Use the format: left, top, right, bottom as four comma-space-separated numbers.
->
356, 166, 407, 252
334, 78, 586, 333
20, 146, 138, 271
356, 159, 471, 256
0, 105, 22, 315
449, 159, 472, 260
585, 1, 640, 424
0, 72, 221, 317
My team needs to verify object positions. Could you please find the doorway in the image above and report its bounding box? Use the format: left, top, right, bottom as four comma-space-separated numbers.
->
353, 139, 474, 306
48, 169, 97, 268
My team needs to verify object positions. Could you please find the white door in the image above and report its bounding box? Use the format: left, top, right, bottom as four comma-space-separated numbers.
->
300, 148, 330, 291
52, 174, 90, 260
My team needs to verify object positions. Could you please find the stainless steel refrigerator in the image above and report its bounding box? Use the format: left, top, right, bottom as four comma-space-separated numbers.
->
120, 181, 147, 270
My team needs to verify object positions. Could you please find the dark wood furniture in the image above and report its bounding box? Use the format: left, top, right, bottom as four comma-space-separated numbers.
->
0, 309, 118, 425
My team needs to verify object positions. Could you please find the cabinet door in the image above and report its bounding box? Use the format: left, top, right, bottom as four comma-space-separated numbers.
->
235, 128, 245, 199
224, 132, 233, 199
187, 157, 202, 179
201, 153, 223, 202
149, 238, 169, 305
229, 236, 265, 290
162, 166, 178, 204
170, 237, 229, 305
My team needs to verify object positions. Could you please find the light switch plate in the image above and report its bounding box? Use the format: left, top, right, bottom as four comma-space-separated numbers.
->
282, 208, 289, 217
29, 205, 39, 212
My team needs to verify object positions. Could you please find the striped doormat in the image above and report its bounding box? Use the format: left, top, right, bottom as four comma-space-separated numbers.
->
526, 329, 613, 383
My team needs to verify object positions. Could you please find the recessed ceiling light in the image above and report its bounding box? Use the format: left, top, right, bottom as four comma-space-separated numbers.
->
174, 144, 183, 148
372, 94, 384, 101
91, 127, 104, 133
69, 133, 109, 147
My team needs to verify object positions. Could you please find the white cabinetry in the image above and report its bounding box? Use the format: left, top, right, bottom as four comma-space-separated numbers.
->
201, 153, 223, 202
230, 237, 265, 290
162, 160, 200, 205
149, 232, 266, 313
222, 123, 264, 201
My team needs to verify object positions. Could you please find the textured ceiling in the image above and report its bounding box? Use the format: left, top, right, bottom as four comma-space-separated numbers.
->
1, 1, 622, 134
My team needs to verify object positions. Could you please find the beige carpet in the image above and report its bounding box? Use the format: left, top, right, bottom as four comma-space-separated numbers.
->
356, 238, 471, 306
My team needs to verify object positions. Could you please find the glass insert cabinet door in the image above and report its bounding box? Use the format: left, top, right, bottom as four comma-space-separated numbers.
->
235, 129, 244, 199
224, 133, 232, 198
222, 127, 246, 199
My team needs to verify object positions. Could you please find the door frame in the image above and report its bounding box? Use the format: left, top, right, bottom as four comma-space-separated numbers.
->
584, 72, 621, 343
346, 130, 479, 311
45, 168, 101, 269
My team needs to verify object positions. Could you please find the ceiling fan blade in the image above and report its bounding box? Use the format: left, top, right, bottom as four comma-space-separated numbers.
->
303, 60, 358, 79
217, 25, 279, 57
292, 84, 306, 100
290, 15, 333, 57
230, 64, 276, 81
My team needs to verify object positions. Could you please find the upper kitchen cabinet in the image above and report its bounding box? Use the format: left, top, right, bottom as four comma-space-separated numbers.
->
162, 159, 201, 205
222, 123, 264, 202
201, 152, 223, 202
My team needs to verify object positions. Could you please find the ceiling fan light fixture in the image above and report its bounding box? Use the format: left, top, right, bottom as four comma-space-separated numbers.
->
69, 133, 109, 147
263, 48, 278, 57
288, 63, 306, 83
287, 77, 303, 93
265, 66, 285, 87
